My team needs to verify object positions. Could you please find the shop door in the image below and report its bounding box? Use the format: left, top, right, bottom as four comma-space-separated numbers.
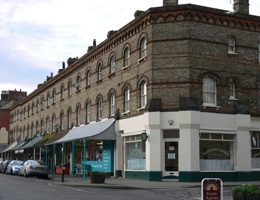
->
163, 141, 179, 177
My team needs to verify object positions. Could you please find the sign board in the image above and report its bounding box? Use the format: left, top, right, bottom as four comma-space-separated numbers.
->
201, 178, 223, 200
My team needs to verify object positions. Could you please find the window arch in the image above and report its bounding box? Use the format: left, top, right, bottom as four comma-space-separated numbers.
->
67, 107, 72, 129
97, 62, 103, 81
203, 77, 217, 106
85, 100, 91, 124
228, 36, 236, 54
123, 47, 130, 67
109, 55, 116, 74
140, 37, 147, 58
76, 103, 81, 126
96, 95, 103, 120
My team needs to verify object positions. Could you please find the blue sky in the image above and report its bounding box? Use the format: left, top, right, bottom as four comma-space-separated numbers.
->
0, 0, 259, 95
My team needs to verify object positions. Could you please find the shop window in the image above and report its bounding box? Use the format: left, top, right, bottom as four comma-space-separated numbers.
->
200, 132, 235, 170
251, 131, 260, 168
125, 135, 146, 170
87, 141, 103, 161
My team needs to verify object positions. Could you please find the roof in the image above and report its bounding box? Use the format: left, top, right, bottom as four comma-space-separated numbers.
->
51, 118, 116, 145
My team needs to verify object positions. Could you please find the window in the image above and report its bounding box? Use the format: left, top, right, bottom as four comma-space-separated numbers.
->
60, 112, 64, 130
203, 77, 217, 106
97, 63, 103, 81
31, 102, 34, 115
87, 141, 103, 161
47, 92, 51, 106
67, 108, 72, 129
228, 36, 236, 54
124, 88, 130, 113
258, 42, 260, 63
229, 81, 236, 100
60, 85, 64, 100
140, 81, 147, 108
97, 98, 102, 120
51, 115, 56, 132
68, 81, 72, 96
85, 102, 91, 124
52, 88, 56, 104
36, 99, 39, 112
76, 104, 81, 126
125, 135, 146, 170
40, 120, 44, 133
200, 132, 235, 170
76, 76, 81, 92
251, 132, 260, 168
46, 117, 50, 133
86, 70, 91, 87
109, 93, 116, 117
110, 56, 116, 74
140, 37, 147, 58
41, 96, 44, 110
31, 123, 34, 138
123, 47, 130, 67
27, 105, 30, 116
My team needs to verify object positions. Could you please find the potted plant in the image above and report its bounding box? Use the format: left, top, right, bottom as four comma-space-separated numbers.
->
232, 184, 260, 200
89, 171, 106, 184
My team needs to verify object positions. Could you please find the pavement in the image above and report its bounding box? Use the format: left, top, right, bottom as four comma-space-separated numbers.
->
48, 174, 260, 190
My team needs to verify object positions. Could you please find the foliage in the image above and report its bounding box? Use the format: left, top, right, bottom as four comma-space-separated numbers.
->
232, 184, 260, 200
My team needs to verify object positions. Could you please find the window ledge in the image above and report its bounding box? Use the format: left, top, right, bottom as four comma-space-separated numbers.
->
121, 111, 130, 116
122, 65, 130, 70
228, 51, 237, 55
85, 85, 91, 89
96, 80, 102, 84
137, 107, 145, 112
108, 73, 115, 79
229, 97, 238, 101
137, 56, 147, 63
202, 104, 221, 109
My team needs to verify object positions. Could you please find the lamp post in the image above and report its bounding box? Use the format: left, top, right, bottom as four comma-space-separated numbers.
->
61, 143, 64, 182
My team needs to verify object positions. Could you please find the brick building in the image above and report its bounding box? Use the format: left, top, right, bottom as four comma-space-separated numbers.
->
6, 0, 260, 181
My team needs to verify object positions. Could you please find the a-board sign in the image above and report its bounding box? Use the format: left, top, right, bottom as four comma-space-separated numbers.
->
201, 178, 223, 200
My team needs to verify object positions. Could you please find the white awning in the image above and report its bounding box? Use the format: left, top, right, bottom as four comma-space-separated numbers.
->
2, 141, 18, 153
52, 118, 116, 144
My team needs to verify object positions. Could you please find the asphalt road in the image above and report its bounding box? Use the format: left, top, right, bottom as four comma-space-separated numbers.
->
0, 174, 232, 200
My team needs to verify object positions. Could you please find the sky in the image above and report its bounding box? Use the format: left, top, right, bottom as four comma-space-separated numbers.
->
0, 0, 259, 96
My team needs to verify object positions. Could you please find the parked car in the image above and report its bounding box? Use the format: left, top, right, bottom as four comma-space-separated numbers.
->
0, 160, 10, 173
6, 160, 23, 175
19, 160, 48, 179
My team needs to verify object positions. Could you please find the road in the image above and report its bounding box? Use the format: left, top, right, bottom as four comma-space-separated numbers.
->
0, 174, 233, 200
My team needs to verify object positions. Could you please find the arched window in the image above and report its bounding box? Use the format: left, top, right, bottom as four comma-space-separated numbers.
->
97, 97, 103, 120
51, 114, 56, 132
140, 81, 147, 108
110, 55, 116, 74
47, 92, 51, 106
140, 37, 147, 58
52, 88, 56, 104
46, 117, 50, 134
124, 88, 130, 112
229, 80, 236, 100
203, 77, 217, 106
123, 47, 130, 67
76, 104, 81, 126
68, 80, 72, 96
31, 122, 34, 138
76, 75, 81, 92
41, 95, 45, 109
109, 93, 116, 117
228, 36, 236, 54
40, 119, 44, 133
60, 84, 64, 100
85, 101, 91, 124
86, 70, 91, 87
97, 63, 103, 81
67, 108, 72, 129
31, 102, 34, 115
60, 111, 64, 130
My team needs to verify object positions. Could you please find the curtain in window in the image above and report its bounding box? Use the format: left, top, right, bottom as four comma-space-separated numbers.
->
203, 77, 216, 105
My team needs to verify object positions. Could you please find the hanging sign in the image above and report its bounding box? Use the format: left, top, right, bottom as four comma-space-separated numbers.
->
141, 132, 148, 141
201, 178, 223, 200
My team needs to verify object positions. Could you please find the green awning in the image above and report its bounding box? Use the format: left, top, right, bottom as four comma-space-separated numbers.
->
20, 135, 43, 150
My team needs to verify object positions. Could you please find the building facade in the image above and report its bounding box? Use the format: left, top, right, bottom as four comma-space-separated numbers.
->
7, 0, 260, 181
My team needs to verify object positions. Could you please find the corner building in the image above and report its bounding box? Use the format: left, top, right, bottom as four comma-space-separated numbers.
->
9, 0, 260, 181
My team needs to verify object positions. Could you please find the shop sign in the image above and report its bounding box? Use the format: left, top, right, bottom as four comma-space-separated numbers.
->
201, 178, 223, 200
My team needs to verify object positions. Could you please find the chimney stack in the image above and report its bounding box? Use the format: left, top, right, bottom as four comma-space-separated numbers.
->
163, 0, 178, 6
233, 0, 249, 14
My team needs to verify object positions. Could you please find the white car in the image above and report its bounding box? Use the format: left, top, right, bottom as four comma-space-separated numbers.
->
6, 160, 23, 175
19, 160, 48, 179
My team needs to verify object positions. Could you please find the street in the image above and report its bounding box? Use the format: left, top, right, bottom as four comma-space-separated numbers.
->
0, 174, 233, 200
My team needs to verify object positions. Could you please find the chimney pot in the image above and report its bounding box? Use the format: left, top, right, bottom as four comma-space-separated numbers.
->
233, 0, 249, 14
163, 0, 178, 6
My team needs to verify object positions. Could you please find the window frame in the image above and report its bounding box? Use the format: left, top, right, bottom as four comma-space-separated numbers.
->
110, 55, 116, 74
124, 88, 130, 113
97, 98, 103, 120
97, 63, 103, 81
228, 36, 236, 54
140, 81, 147, 109
140, 37, 147, 59
85, 102, 91, 124
109, 93, 116, 117
123, 47, 130, 68
203, 77, 217, 107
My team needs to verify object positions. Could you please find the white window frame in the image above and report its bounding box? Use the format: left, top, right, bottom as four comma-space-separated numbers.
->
229, 81, 236, 100
124, 47, 130, 68
110, 56, 116, 74
67, 109, 72, 129
203, 77, 217, 107
60, 112, 64, 130
140, 38, 147, 58
97, 64, 103, 81
110, 93, 116, 117
86, 70, 91, 87
140, 82, 147, 109
86, 102, 91, 123
124, 88, 130, 113
76, 105, 81, 126
228, 36, 236, 54
97, 98, 102, 120
76, 76, 81, 92
51, 115, 56, 132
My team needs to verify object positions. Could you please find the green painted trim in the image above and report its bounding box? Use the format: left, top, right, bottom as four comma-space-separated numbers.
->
115, 170, 122, 177
162, 175, 179, 180
125, 171, 162, 181
179, 171, 260, 182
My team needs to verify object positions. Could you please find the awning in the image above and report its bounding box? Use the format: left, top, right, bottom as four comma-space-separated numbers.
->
2, 141, 18, 153
52, 118, 116, 144
14, 139, 32, 154
19, 135, 43, 150
0, 144, 8, 153
36, 130, 69, 147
